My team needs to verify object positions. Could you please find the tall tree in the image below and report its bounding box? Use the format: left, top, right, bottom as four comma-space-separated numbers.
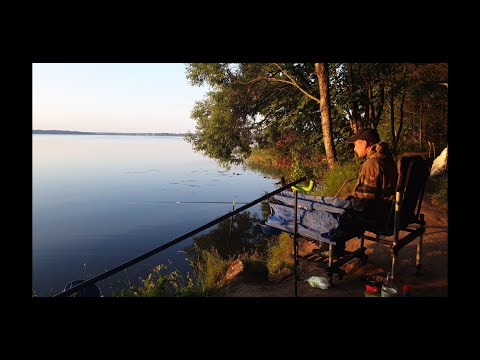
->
186, 63, 337, 167
346, 63, 361, 132
315, 63, 336, 167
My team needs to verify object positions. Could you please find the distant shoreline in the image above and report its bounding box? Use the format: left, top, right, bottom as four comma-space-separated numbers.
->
32, 130, 186, 136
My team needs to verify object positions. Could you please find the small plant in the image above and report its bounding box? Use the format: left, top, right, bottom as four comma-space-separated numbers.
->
191, 247, 231, 293
427, 176, 448, 208
119, 264, 204, 297
266, 233, 293, 274
291, 154, 315, 185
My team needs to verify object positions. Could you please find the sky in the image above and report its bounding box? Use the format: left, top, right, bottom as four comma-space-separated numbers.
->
32, 63, 209, 133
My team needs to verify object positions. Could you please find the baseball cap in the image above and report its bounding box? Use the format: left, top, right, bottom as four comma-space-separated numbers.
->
346, 128, 380, 145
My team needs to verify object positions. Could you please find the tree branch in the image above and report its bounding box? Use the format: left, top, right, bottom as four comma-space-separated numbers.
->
272, 63, 321, 104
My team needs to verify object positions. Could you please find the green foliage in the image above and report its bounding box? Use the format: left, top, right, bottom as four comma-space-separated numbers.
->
248, 144, 358, 194
426, 176, 448, 208
185, 63, 234, 88
407, 64, 448, 151
291, 153, 315, 184
245, 147, 290, 178
190, 248, 231, 292
247, 146, 327, 186
184, 63, 447, 179
266, 233, 293, 274
185, 63, 325, 165
123, 264, 203, 297
334, 126, 356, 162
313, 161, 360, 197
185, 92, 253, 165
181, 211, 278, 293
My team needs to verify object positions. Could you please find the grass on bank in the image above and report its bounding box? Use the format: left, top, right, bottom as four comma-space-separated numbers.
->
115, 249, 231, 297
247, 147, 327, 180
116, 234, 294, 297
191, 248, 231, 293
426, 175, 448, 208
266, 233, 293, 274
116, 264, 203, 297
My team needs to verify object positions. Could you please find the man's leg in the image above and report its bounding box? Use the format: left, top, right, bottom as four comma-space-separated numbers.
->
332, 217, 366, 257
332, 232, 347, 257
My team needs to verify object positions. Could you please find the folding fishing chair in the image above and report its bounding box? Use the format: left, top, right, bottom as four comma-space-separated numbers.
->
263, 155, 430, 295
356, 155, 430, 279
296, 155, 430, 285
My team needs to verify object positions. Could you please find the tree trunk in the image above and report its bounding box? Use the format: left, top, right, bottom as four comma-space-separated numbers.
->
315, 63, 336, 168
373, 82, 385, 129
390, 90, 396, 150
393, 89, 406, 154
368, 84, 375, 128
348, 63, 360, 132
419, 102, 423, 149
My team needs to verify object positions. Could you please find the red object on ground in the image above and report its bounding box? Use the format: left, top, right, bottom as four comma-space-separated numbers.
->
365, 284, 380, 294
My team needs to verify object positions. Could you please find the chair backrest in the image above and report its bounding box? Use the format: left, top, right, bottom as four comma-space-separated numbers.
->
396, 155, 430, 228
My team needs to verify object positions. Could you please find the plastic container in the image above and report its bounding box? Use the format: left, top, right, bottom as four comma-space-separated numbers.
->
381, 272, 398, 297
306, 276, 330, 289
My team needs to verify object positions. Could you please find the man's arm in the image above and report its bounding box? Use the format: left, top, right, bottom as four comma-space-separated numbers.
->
349, 159, 380, 215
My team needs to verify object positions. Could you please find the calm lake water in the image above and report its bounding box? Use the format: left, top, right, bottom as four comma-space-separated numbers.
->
32, 135, 277, 296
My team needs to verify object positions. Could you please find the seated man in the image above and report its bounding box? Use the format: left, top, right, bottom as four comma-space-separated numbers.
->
326, 128, 398, 258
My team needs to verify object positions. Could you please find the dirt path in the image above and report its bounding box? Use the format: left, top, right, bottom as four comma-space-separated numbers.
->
217, 195, 448, 297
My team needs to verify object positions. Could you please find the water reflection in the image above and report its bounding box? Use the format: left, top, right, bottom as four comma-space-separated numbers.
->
185, 211, 265, 259
244, 160, 287, 179
32, 135, 278, 296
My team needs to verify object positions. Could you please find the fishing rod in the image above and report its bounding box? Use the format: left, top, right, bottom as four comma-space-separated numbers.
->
54, 176, 306, 297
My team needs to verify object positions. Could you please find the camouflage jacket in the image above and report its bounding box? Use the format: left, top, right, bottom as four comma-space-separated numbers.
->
349, 142, 398, 227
